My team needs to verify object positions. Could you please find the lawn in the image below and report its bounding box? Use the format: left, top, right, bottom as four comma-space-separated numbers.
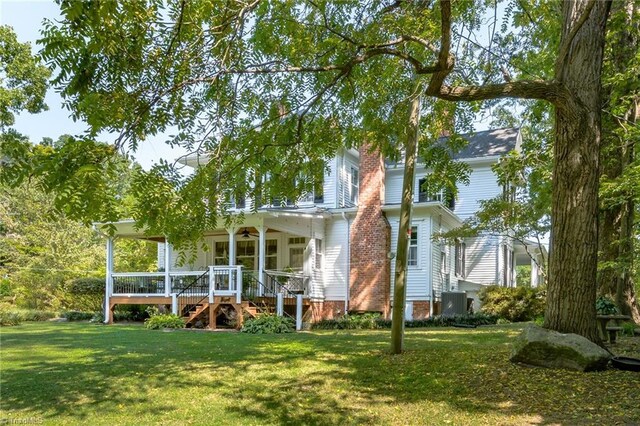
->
1, 323, 638, 425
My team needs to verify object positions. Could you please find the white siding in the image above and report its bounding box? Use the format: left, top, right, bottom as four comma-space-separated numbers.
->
321, 157, 339, 208
464, 235, 500, 284
384, 170, 403, 205
388, 215, 431, 302
323, 218, 349, 301
454, 166, 502, 220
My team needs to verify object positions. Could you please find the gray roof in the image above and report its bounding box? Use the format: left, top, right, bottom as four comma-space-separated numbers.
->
450, 127, 520, 159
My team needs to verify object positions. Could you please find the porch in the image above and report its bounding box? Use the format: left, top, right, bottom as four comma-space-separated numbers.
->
106, 267, 310, 329
99, 210, 326, 329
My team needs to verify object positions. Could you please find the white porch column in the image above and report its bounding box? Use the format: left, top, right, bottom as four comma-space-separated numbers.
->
228, 228, 237, 266
531, 257, 539, 287
171, 294, 178, 315
295, 294, 303, 331
257, 225, 266, 295
104, 237, 114, 324
236, 265, 243, 304
164, 239, 172, 297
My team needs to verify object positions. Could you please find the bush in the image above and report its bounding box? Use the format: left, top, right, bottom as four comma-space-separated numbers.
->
62, 311, 95, 321
479, 285, 546, 322
17, 309, 57, 321
595, 296, 618, 315
241, 314, 295, 334
621, 322, 637, 337
144, 314, 185, 330
64, 277, 105, 312
0, 311, 22, 326
312, 312, 499, 330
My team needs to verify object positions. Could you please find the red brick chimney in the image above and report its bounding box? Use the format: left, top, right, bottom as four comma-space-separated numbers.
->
349, 144, 391, 316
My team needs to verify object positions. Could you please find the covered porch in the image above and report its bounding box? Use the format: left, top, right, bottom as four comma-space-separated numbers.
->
98, 209, 328, 329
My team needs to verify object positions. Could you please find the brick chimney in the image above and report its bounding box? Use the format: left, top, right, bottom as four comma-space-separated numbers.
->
349, 144, 391, 316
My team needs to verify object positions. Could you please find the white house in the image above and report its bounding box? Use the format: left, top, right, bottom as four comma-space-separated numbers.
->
99, 127, 544, 328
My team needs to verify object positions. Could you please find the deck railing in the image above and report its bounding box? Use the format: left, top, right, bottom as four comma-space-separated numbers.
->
264, 270, 309, 296
111, 273, 165, 295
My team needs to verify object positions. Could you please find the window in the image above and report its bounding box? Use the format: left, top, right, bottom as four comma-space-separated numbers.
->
455, 240, 466, 278
440, 250, 448, 273
350, 167, 359, 204
315, 239, 323, 269
265, 239, 278, 270
236, 240, 256, 270
289, 247, 304, 269
288, 237, 306, 245
418, 177, 455, 209
234, 192, 246, 209
214, 241, 229, 265
408, 226, 418, 266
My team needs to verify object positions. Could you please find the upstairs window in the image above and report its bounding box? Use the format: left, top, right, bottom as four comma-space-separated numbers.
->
418, 177, 455, 210
408, 226, 418, 266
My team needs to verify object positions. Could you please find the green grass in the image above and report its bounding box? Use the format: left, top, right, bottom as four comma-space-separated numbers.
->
1, 323, 639, 425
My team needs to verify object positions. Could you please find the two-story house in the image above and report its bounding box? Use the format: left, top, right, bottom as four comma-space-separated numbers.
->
99, 127, 544, 328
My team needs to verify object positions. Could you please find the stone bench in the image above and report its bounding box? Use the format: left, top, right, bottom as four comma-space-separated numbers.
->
597, 314, 630, 343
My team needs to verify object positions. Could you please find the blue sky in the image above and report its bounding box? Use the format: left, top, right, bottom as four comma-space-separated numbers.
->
1, 0, 186, 170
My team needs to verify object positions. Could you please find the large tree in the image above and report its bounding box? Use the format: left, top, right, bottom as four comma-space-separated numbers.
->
9, 0, 614, 347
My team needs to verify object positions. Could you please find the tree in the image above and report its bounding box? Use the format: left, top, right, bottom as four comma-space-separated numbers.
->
0, 25, 50, 128
598, 0, 640, 322
28, 0, 615, 347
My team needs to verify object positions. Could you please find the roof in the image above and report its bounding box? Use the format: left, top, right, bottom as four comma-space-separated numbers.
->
451, 127, 520, 160
386, 127, 521, 167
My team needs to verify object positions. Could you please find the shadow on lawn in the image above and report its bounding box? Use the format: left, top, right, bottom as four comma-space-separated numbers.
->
1, 324, 639, 425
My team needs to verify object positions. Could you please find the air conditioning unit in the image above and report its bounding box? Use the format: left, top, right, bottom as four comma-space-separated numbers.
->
441, 291, 468, 316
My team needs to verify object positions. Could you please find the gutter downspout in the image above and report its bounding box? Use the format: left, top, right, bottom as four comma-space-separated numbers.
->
342, 212, 350, 313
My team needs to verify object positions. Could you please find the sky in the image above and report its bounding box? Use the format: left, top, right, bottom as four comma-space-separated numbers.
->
0, 0, 187, 170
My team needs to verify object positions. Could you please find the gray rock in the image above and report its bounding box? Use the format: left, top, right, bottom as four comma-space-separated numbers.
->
510, 324, 611, 372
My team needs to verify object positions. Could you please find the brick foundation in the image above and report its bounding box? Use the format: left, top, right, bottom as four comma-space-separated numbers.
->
310, 300, 346, 321
412, 301, 431, 320
349, 144, 391, 316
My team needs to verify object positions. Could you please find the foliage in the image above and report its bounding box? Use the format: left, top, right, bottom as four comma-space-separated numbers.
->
312, 312, 499, 330
0, 181, 106, 310
144, 313, 185, 330
595, 296, 619, 315
0, 309, 57, 325
64, 277, 104, 312
62, 311, 95, 321
621, 322, 637, 337
479, 285, 546, 322
0, 310, 21, 326
241, 314, 295, 334
0, 25, 50, 128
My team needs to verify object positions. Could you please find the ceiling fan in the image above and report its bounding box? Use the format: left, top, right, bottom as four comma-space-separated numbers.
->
241, 227, 260, 238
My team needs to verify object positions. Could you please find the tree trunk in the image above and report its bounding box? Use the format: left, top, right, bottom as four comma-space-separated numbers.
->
597, 0, 640, 323
544, 0, 611, 342
390, 85, 421, 354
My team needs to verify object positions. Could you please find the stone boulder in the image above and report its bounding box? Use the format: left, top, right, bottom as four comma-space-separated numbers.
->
510, 324, 611, 372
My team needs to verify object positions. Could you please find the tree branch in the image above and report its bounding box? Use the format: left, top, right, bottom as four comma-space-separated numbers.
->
554, 0, 597, 76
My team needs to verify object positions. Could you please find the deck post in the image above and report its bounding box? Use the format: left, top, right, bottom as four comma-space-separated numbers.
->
276, 293, 284, 316
209, 266, 215, 303
296, 294, 303, 331
171, 293, 178, 315
164, 239, 172, 296
236, 265, 242, 304
257, 225, 266, 296
104, 237, 114, 324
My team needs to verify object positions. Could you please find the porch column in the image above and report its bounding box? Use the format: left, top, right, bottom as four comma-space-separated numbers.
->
228, 228, 237, 266
257, 225, 266, 295
531, 257, 539, 287
104, 237, 114, 324
164, 239, 172, 297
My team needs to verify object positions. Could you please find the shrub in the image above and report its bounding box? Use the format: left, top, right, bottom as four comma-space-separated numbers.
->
64, 277, 105, 312
91, 312, 105, 323
312, 312, 499, 330
62, 311, 95, 321
621, 322, 637, 337
313, 313, 382, 330
144, 314, 185, 330
479, 285, 546, 322
595, 296, 618, 315
241, 314, 295, 334
17, 309, 57, 321
0, 311, 22, 326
